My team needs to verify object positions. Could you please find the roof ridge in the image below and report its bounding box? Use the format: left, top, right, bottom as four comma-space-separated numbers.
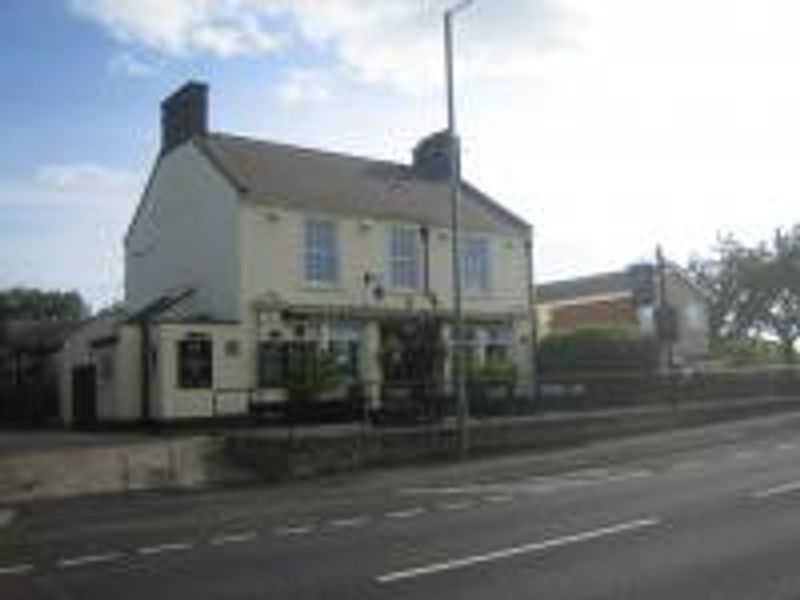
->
207, 131, 410, 172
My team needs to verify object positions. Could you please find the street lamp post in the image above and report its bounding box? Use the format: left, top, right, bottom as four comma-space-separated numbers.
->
444, 0, 473, 458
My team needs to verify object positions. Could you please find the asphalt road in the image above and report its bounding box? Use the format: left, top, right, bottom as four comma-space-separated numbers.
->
3, 411, 800, 599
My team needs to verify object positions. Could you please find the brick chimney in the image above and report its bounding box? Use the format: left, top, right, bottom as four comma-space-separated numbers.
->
161, 81, 208, 154
412, 130, 457, 179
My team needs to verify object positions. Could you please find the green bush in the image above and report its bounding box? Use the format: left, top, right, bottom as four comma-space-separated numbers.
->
537, 324, 658, 374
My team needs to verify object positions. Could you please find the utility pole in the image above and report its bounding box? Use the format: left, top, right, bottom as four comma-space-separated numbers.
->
656, 245, 674, 373
445, 0, 473, 457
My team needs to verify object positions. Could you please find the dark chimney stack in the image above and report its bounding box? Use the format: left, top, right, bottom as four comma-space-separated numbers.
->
412, 130, 457, 179
161, 81, 208, 154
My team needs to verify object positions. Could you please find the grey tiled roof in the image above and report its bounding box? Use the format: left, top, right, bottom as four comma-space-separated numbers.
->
536, 271, 631, 304
197, 133, 529, 236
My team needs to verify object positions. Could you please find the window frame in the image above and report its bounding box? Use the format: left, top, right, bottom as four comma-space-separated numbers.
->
176, 337, 213, 389
462, 236, 492, 295
387, 225, 420, 291
303, 217, 340, 286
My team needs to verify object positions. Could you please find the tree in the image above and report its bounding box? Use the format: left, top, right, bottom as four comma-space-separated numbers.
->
687, 234, 753, 347
0, 288, 89, 322
688, 227, 800, 364
743, 227, 800, 363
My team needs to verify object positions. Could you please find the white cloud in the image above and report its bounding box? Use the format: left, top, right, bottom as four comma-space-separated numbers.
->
109, 51, 158, 77
276, 68, 333, 106
68, 0, 284, 58
68, 0, 565, 88
34, 163, 139, 195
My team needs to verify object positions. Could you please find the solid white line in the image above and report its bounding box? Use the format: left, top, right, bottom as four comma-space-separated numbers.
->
376, 518, 660, 584
137, 542, 193, 555
58, 552, 123, 569
329, 516, 369, 529
210, 531, 258, 545
0, 564, 33, 576
385, 508, 426, 520
753, 481, 800, 499
274, 525, 314, 536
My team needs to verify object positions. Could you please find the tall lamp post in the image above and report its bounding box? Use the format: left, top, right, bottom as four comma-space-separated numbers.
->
445, 0, 474, 457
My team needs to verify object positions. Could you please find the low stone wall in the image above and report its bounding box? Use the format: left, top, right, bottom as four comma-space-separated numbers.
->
225, 396, 800, 481
2, 395, 799, 502
0, 436, 247, 502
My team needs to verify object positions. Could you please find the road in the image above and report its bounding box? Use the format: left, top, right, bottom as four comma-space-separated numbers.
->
3, 411, 800, 598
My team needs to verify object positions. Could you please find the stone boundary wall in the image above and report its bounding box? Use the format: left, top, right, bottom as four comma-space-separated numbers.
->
1, 395, 799, 502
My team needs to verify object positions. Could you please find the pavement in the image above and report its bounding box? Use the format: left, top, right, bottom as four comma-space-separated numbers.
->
2, 410, 800, 598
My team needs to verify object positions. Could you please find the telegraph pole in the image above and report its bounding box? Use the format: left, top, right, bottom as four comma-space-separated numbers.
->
445, 0, 473, 457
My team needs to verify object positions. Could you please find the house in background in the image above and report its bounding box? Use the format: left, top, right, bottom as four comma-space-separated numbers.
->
536, 264, 710, 366
59, 81, 535, 427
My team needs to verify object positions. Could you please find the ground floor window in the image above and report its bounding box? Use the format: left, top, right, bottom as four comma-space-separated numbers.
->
177, 338, 213, 388
258, 341, 317, 388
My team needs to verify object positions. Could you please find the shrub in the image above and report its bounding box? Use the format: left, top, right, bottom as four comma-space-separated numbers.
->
537, 324, 658, 374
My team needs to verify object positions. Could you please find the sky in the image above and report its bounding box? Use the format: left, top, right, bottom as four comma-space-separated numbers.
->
2, 0, 800, 310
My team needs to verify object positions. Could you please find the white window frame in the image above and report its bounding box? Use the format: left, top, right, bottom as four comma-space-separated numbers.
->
387, 225, 420, 290
462, 236, 492, 295
303, 218, 339, 286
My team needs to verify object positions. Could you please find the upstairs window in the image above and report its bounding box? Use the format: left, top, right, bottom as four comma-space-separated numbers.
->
304, 219, 339, 285
388, 226, 419, 289
463, 237, 491, 294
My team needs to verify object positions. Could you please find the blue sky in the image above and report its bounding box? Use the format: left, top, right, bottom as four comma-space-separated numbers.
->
3, 0, 800, 309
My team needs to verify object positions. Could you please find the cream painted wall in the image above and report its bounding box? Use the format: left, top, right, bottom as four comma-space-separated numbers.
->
152, 323, 248, 419
58, 316, 141, 424
238, 205, 532, 320
125, 143, 240, 320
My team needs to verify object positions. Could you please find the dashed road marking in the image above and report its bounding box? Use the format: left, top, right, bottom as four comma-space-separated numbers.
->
376, 517, 660, 584
329, 516, 370, 529
138, 542, 193, 556
438, 501, 474, 512
776, 442, 797, 451
753, 480, 800, 499
484, 494, 514, 504
274, 525, 314, 536
0, 564, 33, 576
211, 531, 258, 545
385, 508, 426, 520
731, 450, 759, 461
58, 552, 123, 569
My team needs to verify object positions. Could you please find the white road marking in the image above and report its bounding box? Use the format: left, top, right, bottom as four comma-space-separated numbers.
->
376, 518, 660, 584
731, 450, 759, 461
137, 542, 193, 555
0, 564, 33, 576
329, 516, 369, 529
385, 508, 426, 520
753, 480, 800, 499
776, 442, 797, 451
274, 525, 314, 536
484, 495, 514, 504
438, 501, 474, 512
211, 531, 258, 545
58, 552, 123, 569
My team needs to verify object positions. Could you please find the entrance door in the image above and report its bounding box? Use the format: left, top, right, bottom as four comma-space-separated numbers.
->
72, 365, 97, 429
